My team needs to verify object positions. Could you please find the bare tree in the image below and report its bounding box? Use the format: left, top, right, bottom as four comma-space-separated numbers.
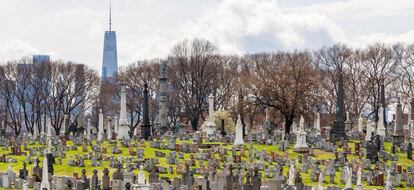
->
118, 60, 159, 137
248, 51, 319, 134
168, 39, 222, 131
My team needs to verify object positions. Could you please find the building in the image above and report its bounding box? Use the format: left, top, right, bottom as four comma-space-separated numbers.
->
33, 55, 50, 65
101, 4, 118, 81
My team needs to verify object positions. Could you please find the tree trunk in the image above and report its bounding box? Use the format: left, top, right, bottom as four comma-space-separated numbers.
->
284, 113, 295, 134
192, 114, 199, 131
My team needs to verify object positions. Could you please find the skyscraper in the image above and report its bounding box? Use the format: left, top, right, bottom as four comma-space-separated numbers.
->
101, 4, 118, 81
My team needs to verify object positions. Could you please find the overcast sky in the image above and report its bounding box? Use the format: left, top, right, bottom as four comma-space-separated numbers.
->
0, 0, 413, 72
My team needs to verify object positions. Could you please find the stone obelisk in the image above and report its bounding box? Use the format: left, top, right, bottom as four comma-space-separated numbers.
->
98, 109, 104, 141
204, 94, 216, 136
314, 112, 321, 136
377, 106, 386, 137
117, 86, 130, 139
141, 82, 151, 140
393, 97, 405, 145
158, 61, 168, 133
330, 72, 346, 141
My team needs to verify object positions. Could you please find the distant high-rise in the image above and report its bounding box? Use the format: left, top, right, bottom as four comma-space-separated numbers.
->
101, 3, 118, 81
33, 55, 50, 65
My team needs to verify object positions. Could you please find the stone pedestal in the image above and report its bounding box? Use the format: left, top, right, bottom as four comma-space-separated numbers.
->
293, 116, 309, 154
293, 130, 309, 153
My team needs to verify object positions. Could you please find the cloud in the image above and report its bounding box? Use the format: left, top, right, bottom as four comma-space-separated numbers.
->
349, 31, 414, 48
180, 0, 345, 54
0, 0, 414, 72
0, 39, 39, 62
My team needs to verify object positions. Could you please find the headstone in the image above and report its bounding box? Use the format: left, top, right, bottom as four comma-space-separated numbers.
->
91, 170, 99, 190
293, 116, 309, 153
102, 168, 110, 190
40, 152, 50, 190
357, 114, 364, 132
234, 115, 244, 146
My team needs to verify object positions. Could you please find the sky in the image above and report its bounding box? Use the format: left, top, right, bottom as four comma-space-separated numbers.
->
0, 0, 413, 73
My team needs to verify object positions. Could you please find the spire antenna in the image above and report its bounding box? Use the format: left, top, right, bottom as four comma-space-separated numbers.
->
109, 2, 112, 31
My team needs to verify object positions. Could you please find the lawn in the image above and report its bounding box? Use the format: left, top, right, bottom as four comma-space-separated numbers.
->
0, 139, 412, 189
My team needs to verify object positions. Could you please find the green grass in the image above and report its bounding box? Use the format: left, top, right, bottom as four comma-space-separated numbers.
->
0, 140, 413, 189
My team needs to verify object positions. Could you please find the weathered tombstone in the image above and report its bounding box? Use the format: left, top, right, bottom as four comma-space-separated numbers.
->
102, 168, 110, 190
19, 162, 29, 180
408, 142, 413, 160
80, 169, 89, 190
90, 169, 98, 190
252, 168, 261, 190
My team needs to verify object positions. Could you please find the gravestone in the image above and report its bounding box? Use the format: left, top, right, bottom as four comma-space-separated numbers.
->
91, 169, 99, 190
102, 168, 110, 190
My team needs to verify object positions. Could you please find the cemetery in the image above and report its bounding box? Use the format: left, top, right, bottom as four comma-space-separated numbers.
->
0, 59, 414, 190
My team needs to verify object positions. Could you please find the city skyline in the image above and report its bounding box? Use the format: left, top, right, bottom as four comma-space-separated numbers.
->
0, 0, 413, 73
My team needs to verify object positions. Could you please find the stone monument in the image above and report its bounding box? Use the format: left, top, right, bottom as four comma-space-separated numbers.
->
40, 151, 50, 190
293, 116, 309, 153
234, 115, 244, 146
158, 60, 168, 133
117, 86, 130, 139
314, 112, 321, 135
141, 82, 152, 140
393, 97, 405, 145
357, 114, 364, 133
330, 71, 347, 141
377, 106, 386, 137
203, 94, 216, 136
98, 109, 104, 141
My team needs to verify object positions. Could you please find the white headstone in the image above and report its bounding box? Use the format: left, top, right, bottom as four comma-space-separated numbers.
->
203, 94, 216, 136
411, 120, 414, 143
61, 114, 68, 134
107, 116, 112, 140
288, 164, 295, 186
87, 118, 91, 139
314, 113, 321, 134
344, 166, 352, 189
234, 115, 244, 146
291, 121, 297, 134
365, 121, 374, 141
46, 117, 52, 139
98, 109, 104, 141
117, 86, 130, 140
40, 151, 50, 190
137, 165, 146, 185
385, 169, 392, 190
293, 116, 309, 153
317, 171, 324, 190
355, 166, 363, 190
377, 106, 386, 137
33, 125, 39, 139
358, 114, 364, 132
22, 180, 28, 190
